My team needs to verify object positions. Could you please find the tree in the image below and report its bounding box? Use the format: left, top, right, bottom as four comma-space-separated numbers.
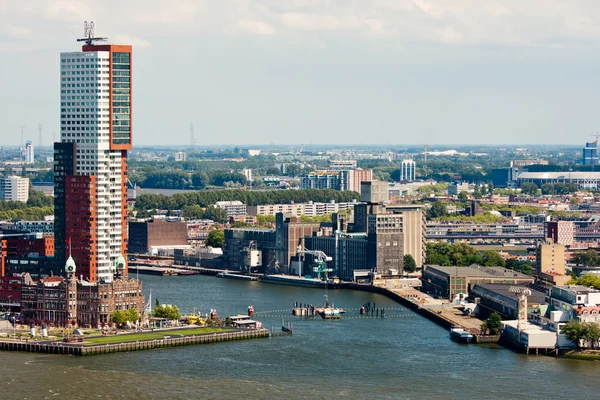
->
562, 320, 584, 348
206, 229, 225, 248
125, 308, 140, 323
520, 182, 539, 196
583, 322, 600, 349
403, 254, 417, 273
153, 304, 181, 320
203, 206, 228, 223
457, 192, 468, 201
473, 190, 482, 199
111, 310, 127, 325
427, 201, 447, 219
541, 183, 555, 195
481, 312, 503, 335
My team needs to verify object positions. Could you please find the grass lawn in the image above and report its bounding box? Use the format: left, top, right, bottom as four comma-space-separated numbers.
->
84, 327, 233, 345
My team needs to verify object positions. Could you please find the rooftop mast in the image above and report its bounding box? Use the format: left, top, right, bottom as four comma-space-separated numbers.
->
76, 21, 107, 46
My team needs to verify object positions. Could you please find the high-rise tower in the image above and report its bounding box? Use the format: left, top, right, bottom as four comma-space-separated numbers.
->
54, 24, 131, 282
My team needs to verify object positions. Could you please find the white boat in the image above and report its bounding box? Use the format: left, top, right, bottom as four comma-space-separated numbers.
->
450, 327, 474, 343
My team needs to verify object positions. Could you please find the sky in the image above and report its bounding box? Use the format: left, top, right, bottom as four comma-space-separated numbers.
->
1, 0, 599, 147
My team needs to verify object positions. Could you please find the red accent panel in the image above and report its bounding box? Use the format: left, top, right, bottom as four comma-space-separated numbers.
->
65, 175, 97, 282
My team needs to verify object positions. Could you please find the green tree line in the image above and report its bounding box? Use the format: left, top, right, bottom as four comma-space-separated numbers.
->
134, 189, 360, 211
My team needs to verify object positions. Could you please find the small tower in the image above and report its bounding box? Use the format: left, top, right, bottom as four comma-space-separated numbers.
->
65, 255, 78, 326
114, 254, 127, 280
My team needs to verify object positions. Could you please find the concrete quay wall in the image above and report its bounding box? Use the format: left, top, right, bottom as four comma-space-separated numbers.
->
0, 329, 270, 356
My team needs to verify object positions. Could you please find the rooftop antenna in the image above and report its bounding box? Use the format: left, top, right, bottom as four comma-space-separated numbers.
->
38, 123, 43, 149
190, 123, 195, 149
20, 125, 25, 150
76, 21, 107, 46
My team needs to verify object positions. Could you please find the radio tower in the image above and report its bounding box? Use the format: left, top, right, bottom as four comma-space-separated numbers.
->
38, 123, 43, 149
190, 123, 195, 149
20, 125, 25, 150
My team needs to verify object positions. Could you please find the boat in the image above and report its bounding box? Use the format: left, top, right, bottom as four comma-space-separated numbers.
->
216, 272, 258, 281
318, 307, 341, 319
260, 274, 335, 288
449, 327, 474, 343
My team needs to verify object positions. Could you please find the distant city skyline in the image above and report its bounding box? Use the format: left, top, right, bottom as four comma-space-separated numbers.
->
2, 0, 600, 146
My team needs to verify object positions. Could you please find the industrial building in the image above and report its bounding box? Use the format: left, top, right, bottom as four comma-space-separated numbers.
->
128, 218, 188, 254
421, 265, 535, 300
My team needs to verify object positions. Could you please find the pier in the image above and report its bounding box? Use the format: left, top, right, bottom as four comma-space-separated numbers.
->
0, 328, 270, 356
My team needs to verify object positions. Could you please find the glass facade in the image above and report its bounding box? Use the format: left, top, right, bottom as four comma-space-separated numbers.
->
111, 52, 131, 145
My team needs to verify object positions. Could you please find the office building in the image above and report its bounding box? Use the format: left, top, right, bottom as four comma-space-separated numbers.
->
215, 200, 247, 217
448, 182, 470, 195
400, 159, 416, 182
173, 152, 187, 161
25, 140, 34, 163
300, 171, 342, 190
582, 141, 599, 165
360, 181, 389, 204
54, 35, 132, 282
0, 176, 29, 202
535, 238, 569, 286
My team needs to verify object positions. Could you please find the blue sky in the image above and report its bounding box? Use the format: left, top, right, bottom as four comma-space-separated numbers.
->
1, 0, 599, 146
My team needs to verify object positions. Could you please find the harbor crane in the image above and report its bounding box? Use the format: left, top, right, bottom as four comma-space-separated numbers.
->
296, 245, 333, 280
509, 286, 531, 331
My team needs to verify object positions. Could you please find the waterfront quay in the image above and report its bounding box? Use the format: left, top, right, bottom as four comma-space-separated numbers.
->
0, 327, 270, 356
345, 281, 488, 338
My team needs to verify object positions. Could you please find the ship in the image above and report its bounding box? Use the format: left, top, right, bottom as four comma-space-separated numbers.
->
449, 327, 474, 343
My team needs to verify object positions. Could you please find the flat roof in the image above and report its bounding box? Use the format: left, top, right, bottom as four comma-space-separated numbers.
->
426, 265, 533, 279
555, 285, 600, 294
517, 172, 600, 180
473, 283, 547, 304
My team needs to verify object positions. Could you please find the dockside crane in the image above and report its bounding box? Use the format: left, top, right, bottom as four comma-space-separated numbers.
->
296, 245, 333, 280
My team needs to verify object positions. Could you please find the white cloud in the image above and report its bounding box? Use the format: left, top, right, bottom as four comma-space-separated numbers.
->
113, 35, 151, 48
236, 19, 276, 36
2, 0, 600, 50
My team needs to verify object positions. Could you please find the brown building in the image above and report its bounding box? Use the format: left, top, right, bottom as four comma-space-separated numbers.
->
20, 255, 145, 328
275, 214, 321, 268
128, 218, 188, 254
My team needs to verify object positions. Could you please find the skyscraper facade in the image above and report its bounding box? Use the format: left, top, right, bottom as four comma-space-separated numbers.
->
582, 141, 599, 165
55, 40, 132, 282
25, 140, 34, 163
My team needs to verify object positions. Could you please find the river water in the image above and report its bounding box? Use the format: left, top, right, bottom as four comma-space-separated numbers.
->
2, 275, 599, 399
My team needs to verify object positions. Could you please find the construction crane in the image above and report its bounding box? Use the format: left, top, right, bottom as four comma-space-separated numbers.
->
509, 286, 531, 331
589, 133, 600, 144
297, 245, 333, 280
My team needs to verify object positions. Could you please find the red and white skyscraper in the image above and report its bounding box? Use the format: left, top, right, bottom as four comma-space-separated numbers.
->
55, 28, 131, 282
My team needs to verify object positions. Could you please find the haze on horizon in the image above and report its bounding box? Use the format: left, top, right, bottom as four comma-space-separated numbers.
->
1, 0, 599, 147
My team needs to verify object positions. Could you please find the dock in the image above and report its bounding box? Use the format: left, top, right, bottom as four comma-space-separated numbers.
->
345, 282, 487, 339
128, 265, 199, 276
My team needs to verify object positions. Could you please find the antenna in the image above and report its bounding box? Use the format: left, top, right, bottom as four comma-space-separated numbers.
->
38, 123, 43, 149
190, 123, 195, 148
76, 21, 107, 46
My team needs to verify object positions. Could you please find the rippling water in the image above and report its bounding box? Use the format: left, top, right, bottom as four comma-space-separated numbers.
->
2, 275, 600, 399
